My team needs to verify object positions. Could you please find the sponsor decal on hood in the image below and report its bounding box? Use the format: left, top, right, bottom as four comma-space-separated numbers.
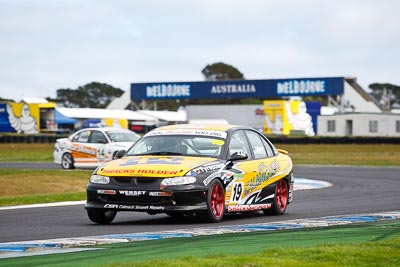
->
96, 156, 218, 178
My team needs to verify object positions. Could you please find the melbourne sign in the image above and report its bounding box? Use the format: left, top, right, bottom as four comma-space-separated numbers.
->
131, 77, 344, 100
146, 84, 191, 98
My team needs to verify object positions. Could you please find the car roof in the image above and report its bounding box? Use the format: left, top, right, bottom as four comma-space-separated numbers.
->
77, 127, 133, 133
153, 124, 250, 132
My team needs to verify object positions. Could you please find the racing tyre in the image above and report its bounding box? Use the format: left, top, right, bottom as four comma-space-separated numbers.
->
200, 179, 225, 223
61, 153, 75, 169
263, 179, 288, 215
87, 209, 117, 224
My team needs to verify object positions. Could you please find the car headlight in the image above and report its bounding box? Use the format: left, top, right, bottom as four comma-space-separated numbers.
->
161, 176, 196, 187
90, 174, 110, 184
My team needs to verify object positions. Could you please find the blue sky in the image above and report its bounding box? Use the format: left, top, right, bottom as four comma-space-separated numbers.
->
0, 0, 399, 101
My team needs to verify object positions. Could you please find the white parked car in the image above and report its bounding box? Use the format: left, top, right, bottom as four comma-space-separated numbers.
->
54, 127, 141, 169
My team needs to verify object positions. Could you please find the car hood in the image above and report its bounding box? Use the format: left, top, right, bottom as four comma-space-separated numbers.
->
112, 142, 136, 148
56, 137, 69, 143
96, 156, 219, 178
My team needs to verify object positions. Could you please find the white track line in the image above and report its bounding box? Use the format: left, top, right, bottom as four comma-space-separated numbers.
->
0, 201, 86, 211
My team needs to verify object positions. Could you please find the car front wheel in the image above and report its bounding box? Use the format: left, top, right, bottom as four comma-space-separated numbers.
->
61, 153, 75, 169
87, 209, 117, 224
200, 179, 225, 223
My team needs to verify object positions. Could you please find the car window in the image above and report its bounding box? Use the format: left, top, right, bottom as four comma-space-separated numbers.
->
127, 135, 224, 158
245, 131, 268, 159
260, 136, 276, 157
106, 131, 140, 142
73, 130, 91, 143
89, 131, 108, 144
227, 130, 251, 158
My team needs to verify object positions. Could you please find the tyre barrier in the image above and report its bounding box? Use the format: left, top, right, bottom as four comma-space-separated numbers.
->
0, 134, 68, 143
0, 133, 399, 144
268, 136, 400, 144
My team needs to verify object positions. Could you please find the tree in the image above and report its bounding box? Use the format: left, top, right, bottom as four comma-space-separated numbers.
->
197, 62, 261, 104
149, 62, 248, 109
0, 97, 15, 103
201, 62, 244, 81
51, 82, 124, 108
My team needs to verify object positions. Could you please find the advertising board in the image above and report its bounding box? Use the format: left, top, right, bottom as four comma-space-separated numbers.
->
131, 77, 344, 100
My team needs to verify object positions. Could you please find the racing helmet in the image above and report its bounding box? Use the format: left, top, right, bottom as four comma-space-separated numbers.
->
162, 138, 180, 151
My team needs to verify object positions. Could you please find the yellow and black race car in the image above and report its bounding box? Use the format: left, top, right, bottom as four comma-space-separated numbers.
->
85, 124, 294, 223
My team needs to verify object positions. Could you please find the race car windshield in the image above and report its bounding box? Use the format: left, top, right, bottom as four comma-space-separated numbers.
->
125, 135, 225, 158
106, 131, 141, 142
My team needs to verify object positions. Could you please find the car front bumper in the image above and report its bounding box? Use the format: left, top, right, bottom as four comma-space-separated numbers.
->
85, 184, 208, 213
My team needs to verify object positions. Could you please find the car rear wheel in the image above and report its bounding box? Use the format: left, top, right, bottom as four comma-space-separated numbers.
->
263, 179, 288, 215
87, 209, 117, 224
61, 153, 75, 169
200, 179, 225, 223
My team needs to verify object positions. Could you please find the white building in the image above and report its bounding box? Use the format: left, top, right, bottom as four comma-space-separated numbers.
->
341, 78, 382, 113
318, 113, 400, 137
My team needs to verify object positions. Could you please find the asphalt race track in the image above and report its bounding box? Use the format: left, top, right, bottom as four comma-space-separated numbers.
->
0, 162, 64, 170
0, 165, 399, 243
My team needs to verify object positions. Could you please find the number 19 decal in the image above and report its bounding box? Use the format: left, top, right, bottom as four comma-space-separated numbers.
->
231, 182, 243, 202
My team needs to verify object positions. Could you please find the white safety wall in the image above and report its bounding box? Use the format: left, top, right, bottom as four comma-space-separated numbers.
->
186, 105, 264, 130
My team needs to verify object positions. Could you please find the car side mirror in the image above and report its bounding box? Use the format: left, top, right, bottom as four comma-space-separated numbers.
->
225, 151, 248, 169
115, 150, 126, 159
228, 151, 248, 161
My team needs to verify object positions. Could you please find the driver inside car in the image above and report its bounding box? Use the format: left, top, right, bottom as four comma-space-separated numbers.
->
161, 138, 187, 155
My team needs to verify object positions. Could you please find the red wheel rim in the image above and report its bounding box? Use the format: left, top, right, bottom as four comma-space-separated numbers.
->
210, 183, 224, 218
276, 180, 288, 211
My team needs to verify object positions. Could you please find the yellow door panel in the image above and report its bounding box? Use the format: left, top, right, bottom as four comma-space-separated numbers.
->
225, 154, 291, 206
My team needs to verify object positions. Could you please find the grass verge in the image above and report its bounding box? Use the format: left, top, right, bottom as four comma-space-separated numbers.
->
0, 169, 90, 206
113, 238, 400, 267
0, 143, 54, 162
1, 143, 400, 166
0, 192, 86, 207
279, 143, 400, 166
0, 220, 399, 267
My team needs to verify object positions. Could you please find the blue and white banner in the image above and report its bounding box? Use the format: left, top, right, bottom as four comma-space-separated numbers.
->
131, 77, 344, 100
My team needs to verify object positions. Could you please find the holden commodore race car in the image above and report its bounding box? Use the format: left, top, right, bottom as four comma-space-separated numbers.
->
54, 127, 141, 169
85, 124, 294, 223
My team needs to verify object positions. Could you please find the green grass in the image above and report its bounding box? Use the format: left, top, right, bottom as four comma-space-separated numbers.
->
1, 220, 399, 267
109, 238, 400, 267
0, 169, 90, 206
0, 192, 86, 206
101, 220, 400, 267
0, 143, 53, 162
151, 239, 397, 267
1, 143, 400, 166
278, 143, 400, 166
